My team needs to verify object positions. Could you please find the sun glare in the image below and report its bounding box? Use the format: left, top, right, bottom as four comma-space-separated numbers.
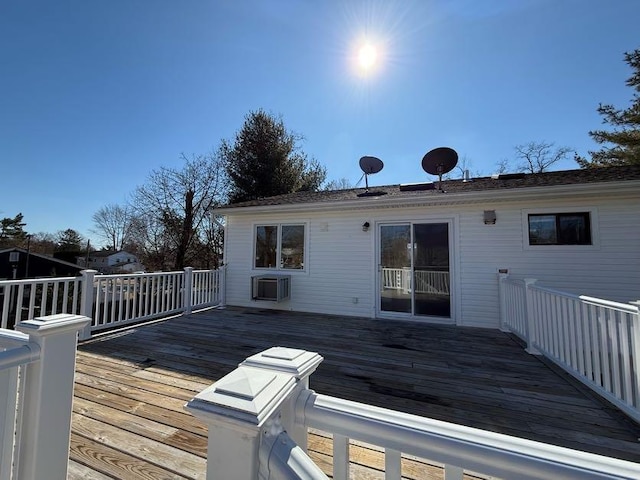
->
358, 43, 378, 71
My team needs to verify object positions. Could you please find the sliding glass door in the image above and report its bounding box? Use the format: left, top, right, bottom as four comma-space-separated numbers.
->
379, 222, 451, 319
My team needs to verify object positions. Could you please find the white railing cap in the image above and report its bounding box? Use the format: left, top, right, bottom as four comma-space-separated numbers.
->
185, 365, 296, 428
16, 314, 91, 336
241, 347, 324, 379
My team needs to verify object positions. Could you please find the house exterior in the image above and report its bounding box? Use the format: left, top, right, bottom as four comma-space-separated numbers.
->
0, 247, 84, 279
215, 165, 640, 329
81, 250, 144, 274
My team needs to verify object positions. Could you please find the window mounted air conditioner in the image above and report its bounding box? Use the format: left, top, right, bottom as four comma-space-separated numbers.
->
252, 275, 291, 302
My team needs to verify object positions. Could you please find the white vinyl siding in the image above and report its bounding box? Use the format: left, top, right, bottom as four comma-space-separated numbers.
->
222, 193, 640, 329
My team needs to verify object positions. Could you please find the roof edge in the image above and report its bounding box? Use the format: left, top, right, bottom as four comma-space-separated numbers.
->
215, 179, 640, 216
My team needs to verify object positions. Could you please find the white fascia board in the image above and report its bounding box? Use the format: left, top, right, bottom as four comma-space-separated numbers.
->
215, 180, 640, 216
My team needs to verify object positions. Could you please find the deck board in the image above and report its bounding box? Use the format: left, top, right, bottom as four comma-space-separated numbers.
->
70, 307, 640, 478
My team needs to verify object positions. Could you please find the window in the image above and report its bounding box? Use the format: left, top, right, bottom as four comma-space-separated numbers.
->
528, 212, 591, 245
255, 224, 305, 270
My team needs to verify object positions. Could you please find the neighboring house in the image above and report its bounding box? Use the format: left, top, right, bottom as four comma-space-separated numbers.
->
215, 165, 640, 329
81, 250, 144, 274
0, 247, 83, 279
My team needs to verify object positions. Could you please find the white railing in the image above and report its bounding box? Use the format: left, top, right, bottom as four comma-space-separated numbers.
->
0, 314, 89, 480
0, 267, 225, 339
187, 348, 640, 480
0, 277, 82, 329
499, 274, 640, 423
191, 267, 225, 311
91, 271, 185, 333
381, 268, 449, 295
498, 275, 528, 340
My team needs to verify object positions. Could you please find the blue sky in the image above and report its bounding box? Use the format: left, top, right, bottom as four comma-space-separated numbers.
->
1, 0, 638, 245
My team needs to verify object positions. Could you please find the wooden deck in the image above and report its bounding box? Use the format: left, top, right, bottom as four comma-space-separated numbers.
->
68, 307, 640, 479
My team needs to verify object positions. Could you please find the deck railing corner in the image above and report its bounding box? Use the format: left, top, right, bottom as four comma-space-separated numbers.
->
500, 277, 640, 424
2, 313, 89, 480
185, 347, 325, 480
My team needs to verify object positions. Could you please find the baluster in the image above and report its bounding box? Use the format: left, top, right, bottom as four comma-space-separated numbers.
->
385, 448, 401, 480
333, 433, 349, 480
619, 311, 633, 405
51, 281, 60, 314
0, 364, 20, 479
118, 277, 125, 323
1, 286, 10, 329
110, 279, 117, 325
599, 306, 612, 392
124, 276, 131, 321
61, 281, 69, 313
609, 310, 622, 398
444, 464, 464, 480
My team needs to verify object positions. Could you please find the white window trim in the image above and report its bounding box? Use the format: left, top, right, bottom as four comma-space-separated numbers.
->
521, 207, 600, 251
252, 222, 309, 273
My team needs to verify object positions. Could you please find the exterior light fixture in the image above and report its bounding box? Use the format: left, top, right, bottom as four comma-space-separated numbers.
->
362, 222, 370, 232
483, 210, 497, 225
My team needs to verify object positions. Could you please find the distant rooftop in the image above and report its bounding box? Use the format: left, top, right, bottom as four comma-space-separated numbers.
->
217, 165, 640, 211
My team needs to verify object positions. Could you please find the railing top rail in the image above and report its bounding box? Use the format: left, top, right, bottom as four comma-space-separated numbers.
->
0, 342, 40, 370
528, 284, 638, 314
94, 270, 184, 279
0, 276, 78, 286
302, 392, 640, 480
579, 294, 639, 313
0, 330, 30, 350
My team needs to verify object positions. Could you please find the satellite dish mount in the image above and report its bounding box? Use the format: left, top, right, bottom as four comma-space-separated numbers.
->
358, 156, 384, 193
421, 147, 459, 192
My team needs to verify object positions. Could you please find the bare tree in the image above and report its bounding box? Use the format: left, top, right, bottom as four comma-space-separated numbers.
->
513, 141, 572, 173
452, 155, 482, 179
323, 177, 353, 190
495, 158, 510, 175
28, 232, 57, 255
92, 204, 133, 251
131, 152, 227, 270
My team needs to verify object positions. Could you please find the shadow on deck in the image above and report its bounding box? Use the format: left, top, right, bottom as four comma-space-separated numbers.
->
69, 306, 640, 479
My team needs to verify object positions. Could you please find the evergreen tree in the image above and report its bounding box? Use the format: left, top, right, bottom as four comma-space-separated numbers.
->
56, 229, 84, 252
579, 49, 640, 167
0, 213, 27, 248
54, 228, 85, 264
222, 109, 326, 203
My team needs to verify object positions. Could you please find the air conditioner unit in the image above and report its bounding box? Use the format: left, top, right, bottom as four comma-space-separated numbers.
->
251, 275, 291, 302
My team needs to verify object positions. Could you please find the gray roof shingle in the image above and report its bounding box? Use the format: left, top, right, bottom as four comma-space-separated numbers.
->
219, 165, 640, 210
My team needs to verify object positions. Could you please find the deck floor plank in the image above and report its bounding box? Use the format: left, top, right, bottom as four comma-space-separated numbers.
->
70, 307, 640, 478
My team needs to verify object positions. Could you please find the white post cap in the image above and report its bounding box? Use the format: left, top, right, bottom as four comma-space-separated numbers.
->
240, 347, 324, 380
185, 366, 296, 430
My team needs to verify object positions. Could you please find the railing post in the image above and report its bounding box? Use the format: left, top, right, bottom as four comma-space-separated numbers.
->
79, 270, 97, 340
497, 271, 509, 332
219, 264, 226, 308
241, 347, 324, 451
524, 278, 541, 355
629, 303, 640, 410
15, 313, 90, 480
183, 267, 193, 315
185, 363, 299, 479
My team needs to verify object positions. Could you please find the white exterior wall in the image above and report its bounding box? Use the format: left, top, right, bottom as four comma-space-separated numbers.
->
223, 192, 639, 329
225, 213, 375, 319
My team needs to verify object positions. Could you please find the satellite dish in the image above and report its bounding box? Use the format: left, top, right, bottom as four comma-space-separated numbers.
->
421, 147, 458, 191
359, 156, 383, 174
358, 156, 384, 192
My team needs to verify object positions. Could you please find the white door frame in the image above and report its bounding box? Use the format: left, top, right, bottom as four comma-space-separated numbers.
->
374, 217, 459, 325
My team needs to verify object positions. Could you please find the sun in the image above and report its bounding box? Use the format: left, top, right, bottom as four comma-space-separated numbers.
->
358, 43, 378, 71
